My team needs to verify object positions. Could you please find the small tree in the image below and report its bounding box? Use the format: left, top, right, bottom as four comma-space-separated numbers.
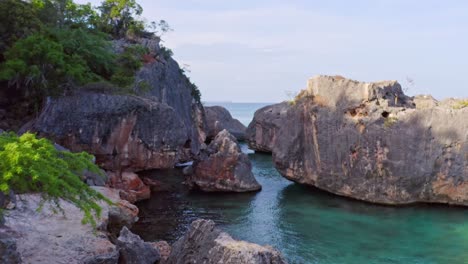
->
0, 132, 110, 227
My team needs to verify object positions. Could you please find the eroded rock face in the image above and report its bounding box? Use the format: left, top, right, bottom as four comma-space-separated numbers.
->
117, 227, 160, 264
166, 219, 287, 264
31, 92, 190, 172
190, 130, 261, 192
247, 75, 468, 206
205, 106, 247, 141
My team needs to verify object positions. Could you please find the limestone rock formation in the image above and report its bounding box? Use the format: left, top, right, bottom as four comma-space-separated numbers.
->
190, 130, 261, 192
31, 92, 190, 172
166, 219, 287, 264
247, 75, 468, 206
246, 102, 289, 153
116, 227, 160, 264
205, 106, 247, 140
0, 187, 139, 263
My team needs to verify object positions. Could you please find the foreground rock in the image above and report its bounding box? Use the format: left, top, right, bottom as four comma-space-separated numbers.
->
190, 130, 261, 192
117, 227, 160, 264
205, 106, 247, 140
0, 232, 21, 264
247, 75, 468, 206
1, 187, 139, 263
31, 92, 190, 172
166, 219, 287, 264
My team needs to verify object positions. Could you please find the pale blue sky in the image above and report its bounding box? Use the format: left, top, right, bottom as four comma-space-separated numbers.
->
77, 0, 468, 102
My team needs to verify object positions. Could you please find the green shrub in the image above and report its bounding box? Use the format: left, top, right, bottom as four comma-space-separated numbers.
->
453, 100, 468, 109
159, 46, 173, 60
0, 132, 110, 227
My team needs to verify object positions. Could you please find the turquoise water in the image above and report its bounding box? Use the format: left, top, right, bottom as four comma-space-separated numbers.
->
132, 103, 468, 264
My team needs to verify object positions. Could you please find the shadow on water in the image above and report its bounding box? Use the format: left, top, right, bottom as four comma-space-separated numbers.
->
132, 144, 468, 264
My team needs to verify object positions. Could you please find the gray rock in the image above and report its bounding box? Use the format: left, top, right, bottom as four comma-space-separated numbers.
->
247, 75, 468, 206
246, 102, 289, 153
0, 235, 21, 264
136, 48, 207, 156
32, 92, 190, 171
83, 251, 119, 264
2, 187, 138, 263
166, 219, 287, 264
190, 130, 261, 192
117, 227, 160, 264
205, 106, 247, 140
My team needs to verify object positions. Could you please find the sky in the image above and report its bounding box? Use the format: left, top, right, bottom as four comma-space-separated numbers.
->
77, 0, 468, 102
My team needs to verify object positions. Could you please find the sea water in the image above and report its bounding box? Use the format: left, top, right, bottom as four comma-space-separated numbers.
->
132, 102, 468, 264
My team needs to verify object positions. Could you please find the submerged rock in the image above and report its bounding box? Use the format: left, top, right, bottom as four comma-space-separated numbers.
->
166, 219, 287, 264
190, 130, 261, 192
247, 75, 468, 206
205, 106, 247, 140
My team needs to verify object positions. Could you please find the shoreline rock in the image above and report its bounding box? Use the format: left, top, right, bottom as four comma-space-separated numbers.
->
166, 219, 287, 264
189, 130, 261, 192
0, 187, 141, 263
205, 106, 247, 141
247, 75, 468, 206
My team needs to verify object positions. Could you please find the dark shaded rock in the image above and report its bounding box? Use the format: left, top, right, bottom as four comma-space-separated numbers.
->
190, 130, 261, 192
135, 42, 207, 156
166, 219, 287, 264
117, 227, 160, 264
0, 235, 21, 264
247, 75, 468, 206
31, 92, 190, 171
84, 250, 119, 264
205, 106, 246, 140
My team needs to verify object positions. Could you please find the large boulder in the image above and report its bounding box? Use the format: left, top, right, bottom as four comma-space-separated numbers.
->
1, 187, 138, 263
166, 219, 287, 264
190, 130, 261, 192
246, 102, 289, 153
31, 92, 190, 172
205, 106, 247, 140
116, 227, 160, 264
247, 75, 468, 206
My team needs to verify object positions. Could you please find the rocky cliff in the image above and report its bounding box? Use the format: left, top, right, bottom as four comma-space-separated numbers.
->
247, 75, 468, 206
29, 38, 206, 172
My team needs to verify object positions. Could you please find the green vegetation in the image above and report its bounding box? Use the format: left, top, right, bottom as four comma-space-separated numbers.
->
0, 0, 180, 101
453, 100, 468, 109
384, 116, 398, 128
0, 132, 110, 227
